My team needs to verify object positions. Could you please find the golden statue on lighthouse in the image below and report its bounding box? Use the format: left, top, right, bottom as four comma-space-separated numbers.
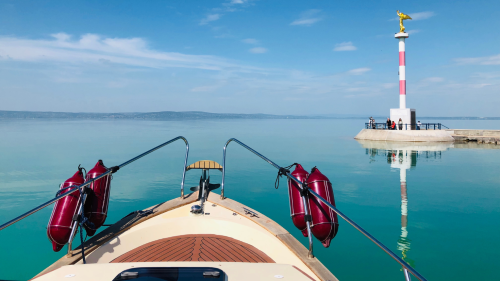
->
397, 10, 412, 33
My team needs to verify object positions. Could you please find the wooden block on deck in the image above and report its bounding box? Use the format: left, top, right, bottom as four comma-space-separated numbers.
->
186, 160, 223, 171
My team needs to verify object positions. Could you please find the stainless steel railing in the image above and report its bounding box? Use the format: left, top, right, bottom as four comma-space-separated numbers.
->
221, 138, 314, 258
0, 136, 190, 233
221, 138, 427, 281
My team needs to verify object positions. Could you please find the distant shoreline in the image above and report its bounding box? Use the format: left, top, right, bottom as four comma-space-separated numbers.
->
0, 110, 499, 121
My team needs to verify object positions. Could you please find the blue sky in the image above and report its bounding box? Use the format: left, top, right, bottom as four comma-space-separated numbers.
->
0, 0, 499, 116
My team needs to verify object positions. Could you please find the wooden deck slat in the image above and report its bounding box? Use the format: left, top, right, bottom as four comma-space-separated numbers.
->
208, 237, 256, 262
186, 160, 223, 171
225, 239, 267, 262
123, 241, 169, 262
122, 239, 180, 262
148, 238, 193, 261
111, 234, 274, 263
127, 238, 193, 262
159, 241, 195, 261
207, 238, 243, 262
202, 238, 237, 262
239, 246, 267, 262
199, 247, 225, 262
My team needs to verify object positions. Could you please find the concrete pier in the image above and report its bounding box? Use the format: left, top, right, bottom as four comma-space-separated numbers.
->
355, 129, 500, 144
354, 129, 454, 142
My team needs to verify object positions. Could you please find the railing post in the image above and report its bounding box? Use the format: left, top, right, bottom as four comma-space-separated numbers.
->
299, 184, 314, 258
66, 195, 84, 257
180, 140, 189, 199
67, 185, 89, 258
221, 139, 231, 199
404, 268, 412, 281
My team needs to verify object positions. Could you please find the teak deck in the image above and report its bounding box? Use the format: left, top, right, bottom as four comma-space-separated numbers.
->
111, 234, 274, 263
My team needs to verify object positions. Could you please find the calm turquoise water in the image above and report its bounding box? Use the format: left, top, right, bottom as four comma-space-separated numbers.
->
1, 119, 499, 280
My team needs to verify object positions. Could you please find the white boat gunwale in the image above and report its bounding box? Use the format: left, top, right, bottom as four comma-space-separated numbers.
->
33, 190, 337, 281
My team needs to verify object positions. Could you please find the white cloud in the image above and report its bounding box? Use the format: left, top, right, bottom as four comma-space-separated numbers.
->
242, 38, 259, 44
200, 14, 221, 25
0, 33, 265, 72
471, 83, 492, 88
454, 54, 500, 65
410, 11, 435, 20
291, 18, 321, 26
471, 72, 500, 79
203, 0, 250, 26
191, 84, 221, 92
107, 80, 129, 88
382, 83, 397, 89
52, 32, 71, 41
406, 29, 420, 35
333, 42, 357, 51
422, 77, 444, 82
290, 9, 322, 26
345, 87, 367, 92
346, 68, 371, 75
249, 47, 267, 54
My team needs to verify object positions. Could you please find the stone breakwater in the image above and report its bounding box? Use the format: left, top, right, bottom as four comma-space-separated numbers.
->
445, 129, 500, 144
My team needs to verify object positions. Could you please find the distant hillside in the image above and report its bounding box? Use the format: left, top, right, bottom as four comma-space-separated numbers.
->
0, 110, 319, 120
0, 111, 498, 120
418, 117, 500, 120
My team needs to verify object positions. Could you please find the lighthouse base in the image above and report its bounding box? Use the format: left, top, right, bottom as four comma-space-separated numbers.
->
390, 108, 415, 130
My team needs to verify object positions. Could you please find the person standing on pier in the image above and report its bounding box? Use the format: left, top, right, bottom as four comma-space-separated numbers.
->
387, 118, 392, 130
398, 118, 403, 130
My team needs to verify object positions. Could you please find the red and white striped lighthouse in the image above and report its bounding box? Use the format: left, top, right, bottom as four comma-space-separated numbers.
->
396, 32, 408, 109
390, 32, 415, 130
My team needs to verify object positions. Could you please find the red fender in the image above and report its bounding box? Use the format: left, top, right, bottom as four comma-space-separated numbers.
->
47, 169, 85, 252
287, 164, 310, 237
83, 160, 111, 236
306, 167, 339, 248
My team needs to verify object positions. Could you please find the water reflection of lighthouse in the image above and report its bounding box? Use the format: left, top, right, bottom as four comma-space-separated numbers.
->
360, 140, 452, 267
388, 149, 415, 267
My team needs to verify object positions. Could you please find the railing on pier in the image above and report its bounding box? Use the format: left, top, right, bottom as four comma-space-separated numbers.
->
221, 138, 427, 281
365, 123, 449, 130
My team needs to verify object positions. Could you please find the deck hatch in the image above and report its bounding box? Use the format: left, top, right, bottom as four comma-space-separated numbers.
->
113, 267, 225, 280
